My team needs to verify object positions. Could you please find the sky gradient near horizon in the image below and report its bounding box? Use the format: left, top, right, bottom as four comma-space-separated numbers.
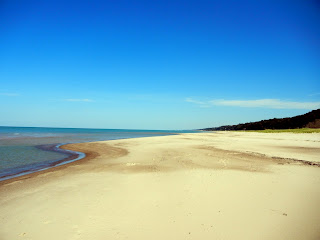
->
1, 0, 319, 130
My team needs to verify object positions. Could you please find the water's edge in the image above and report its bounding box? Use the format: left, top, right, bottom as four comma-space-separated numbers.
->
0, 143, 85, 182
0, 128, 197, 182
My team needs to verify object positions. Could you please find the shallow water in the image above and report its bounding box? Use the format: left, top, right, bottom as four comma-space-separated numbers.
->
0, 126, 196, 181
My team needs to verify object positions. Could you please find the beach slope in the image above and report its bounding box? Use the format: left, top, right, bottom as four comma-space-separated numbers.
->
0, 132, 319, 240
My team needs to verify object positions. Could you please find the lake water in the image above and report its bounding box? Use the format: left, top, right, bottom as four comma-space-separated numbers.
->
0, 126, 196, 181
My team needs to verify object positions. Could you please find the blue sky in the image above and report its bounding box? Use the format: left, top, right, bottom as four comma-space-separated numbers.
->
0, 0, 319, 130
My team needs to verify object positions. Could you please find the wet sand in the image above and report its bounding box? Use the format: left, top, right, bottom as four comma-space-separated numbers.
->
0, 132, 320, 240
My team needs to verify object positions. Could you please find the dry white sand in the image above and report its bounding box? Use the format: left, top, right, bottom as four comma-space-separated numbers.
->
0, 132, 319, 240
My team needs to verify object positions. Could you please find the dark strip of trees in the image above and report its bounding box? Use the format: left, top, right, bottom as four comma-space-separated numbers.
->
202, 109, 320, 131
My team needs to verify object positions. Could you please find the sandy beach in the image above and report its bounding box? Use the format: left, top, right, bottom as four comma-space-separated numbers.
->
0, 132, 320, 240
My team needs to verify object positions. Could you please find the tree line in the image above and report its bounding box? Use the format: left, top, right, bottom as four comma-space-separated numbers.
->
202, 109, 320, 131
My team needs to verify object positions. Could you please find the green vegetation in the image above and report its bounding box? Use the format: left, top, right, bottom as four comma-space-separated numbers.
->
242, 128, 320, 133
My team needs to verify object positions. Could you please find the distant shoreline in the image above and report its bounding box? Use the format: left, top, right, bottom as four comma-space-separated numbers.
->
204, 128, 320, 133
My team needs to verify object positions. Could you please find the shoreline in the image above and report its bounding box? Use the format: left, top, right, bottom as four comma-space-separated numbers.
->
0, 131, 188, 183
1, 132, 319, 239
1, 131, 319, 184
2, 130, 318, 183
0, 143, 85, 182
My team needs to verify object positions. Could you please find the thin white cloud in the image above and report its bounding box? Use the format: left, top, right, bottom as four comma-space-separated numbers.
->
185, 98, 211, 108
185, 98, 206, 105
0, 93, 20, 96
64, 98, 94, 102
186, 98, 320, 110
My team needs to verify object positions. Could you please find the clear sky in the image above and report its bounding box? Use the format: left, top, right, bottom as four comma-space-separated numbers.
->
1, 0, 319, 130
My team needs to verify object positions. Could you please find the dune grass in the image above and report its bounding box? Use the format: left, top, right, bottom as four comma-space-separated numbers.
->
243, 128, 320, 133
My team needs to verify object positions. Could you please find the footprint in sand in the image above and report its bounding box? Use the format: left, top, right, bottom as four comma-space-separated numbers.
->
219, 159, 228, 167
18, 232, 26, 237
